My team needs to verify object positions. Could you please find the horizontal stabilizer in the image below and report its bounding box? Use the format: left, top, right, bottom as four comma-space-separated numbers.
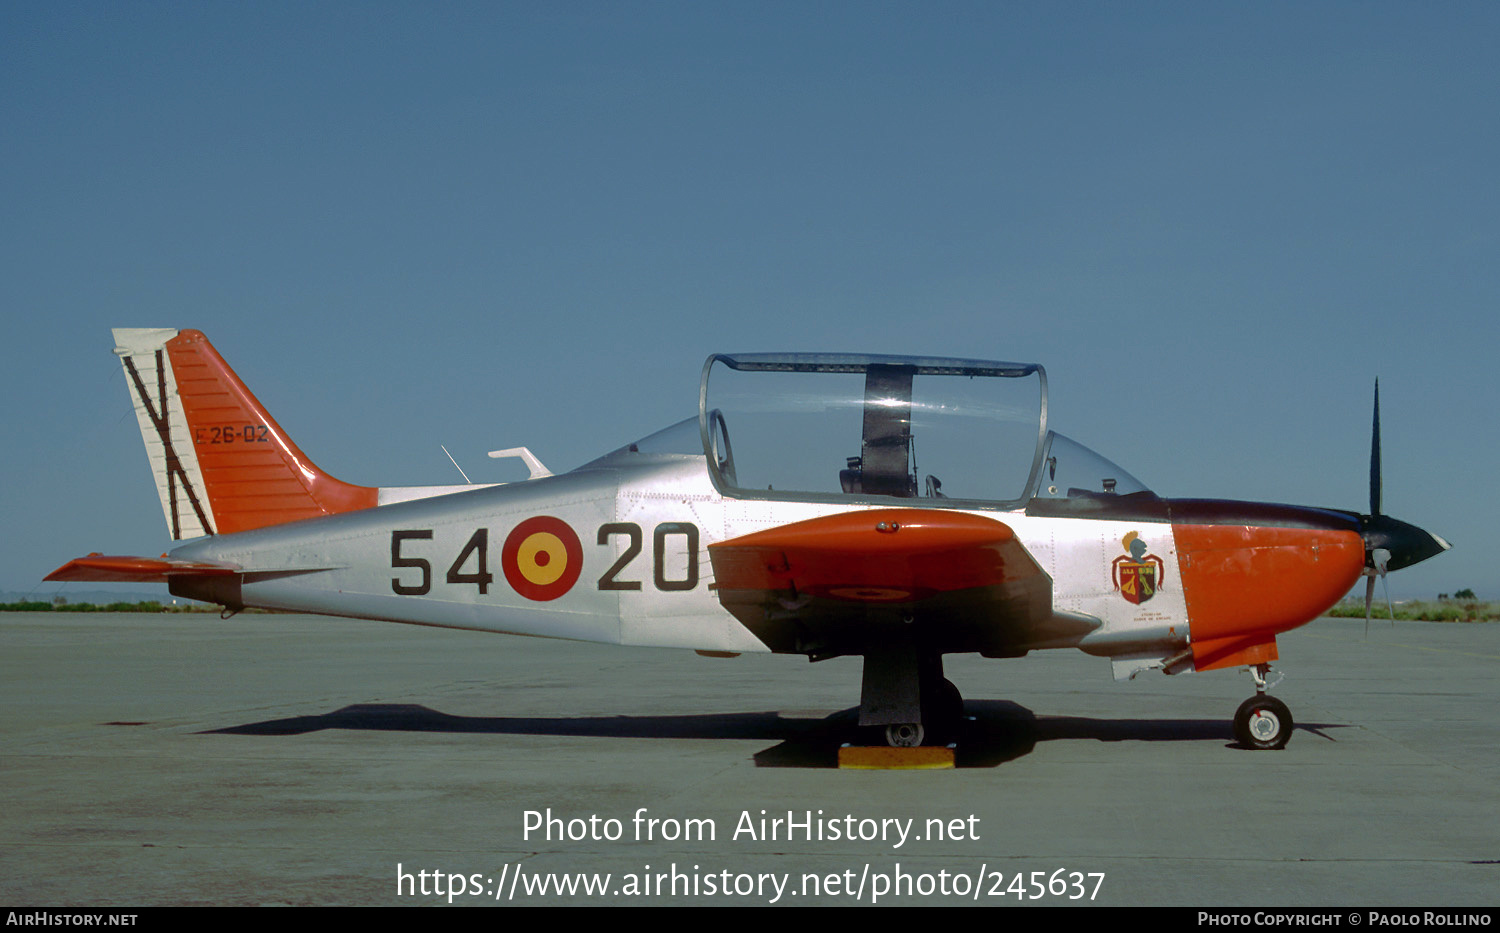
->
45, 553, 240, 583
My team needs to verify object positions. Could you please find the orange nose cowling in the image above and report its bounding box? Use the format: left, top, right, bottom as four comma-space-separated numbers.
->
1174, 524, 1366, 672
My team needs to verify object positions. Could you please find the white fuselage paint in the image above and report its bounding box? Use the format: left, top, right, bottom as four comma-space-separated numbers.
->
171, 452, 1189, 665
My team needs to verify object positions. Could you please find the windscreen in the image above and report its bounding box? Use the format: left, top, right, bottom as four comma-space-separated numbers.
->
1033, 431, 1153, 499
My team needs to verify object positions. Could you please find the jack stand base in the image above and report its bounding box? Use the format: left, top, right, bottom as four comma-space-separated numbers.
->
838, 745, 955, 770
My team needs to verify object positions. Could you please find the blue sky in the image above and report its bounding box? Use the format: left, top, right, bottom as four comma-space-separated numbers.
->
3, 2, 1494, 600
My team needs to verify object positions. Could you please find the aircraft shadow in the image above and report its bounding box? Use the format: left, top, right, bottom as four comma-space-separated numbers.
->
202, 700, 1344, 768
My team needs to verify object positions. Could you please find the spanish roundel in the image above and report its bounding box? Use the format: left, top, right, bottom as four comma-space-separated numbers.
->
501, 516, 583, 601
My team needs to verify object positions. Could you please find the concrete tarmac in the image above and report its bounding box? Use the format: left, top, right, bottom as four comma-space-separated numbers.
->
2, 612, 1496, 906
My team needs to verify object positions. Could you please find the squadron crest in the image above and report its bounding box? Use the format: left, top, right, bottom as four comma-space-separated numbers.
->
1112, 531, 1166, 605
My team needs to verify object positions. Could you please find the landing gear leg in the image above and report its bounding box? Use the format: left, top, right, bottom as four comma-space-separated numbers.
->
923, 676, 964, 744
1233, 663, 1292, 750
860, 650, 960, 747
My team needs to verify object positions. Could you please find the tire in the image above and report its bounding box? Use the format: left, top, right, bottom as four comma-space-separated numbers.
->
917, 678, 963, 745
1233, 695, 1293, 750
938, 678, 964, 724
885, 723, 925, 747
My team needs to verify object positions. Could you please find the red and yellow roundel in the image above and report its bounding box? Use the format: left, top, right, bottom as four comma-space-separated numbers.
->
502, 516, 583, 601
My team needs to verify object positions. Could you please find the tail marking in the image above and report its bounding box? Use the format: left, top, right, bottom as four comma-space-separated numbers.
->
113, 328, 378, 539
120, 349, 214, 538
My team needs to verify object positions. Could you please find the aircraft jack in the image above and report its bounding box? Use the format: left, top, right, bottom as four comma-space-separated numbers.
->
838, 744, 956, 770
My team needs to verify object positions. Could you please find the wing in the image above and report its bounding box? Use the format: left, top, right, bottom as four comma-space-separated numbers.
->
708, 508, 1089, 658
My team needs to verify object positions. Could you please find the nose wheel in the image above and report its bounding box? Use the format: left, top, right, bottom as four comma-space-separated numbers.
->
1233, 663, 1293, 749
1234, 695, 1292, 749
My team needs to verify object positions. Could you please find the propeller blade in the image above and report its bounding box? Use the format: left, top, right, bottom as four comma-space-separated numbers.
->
1364, 574, 1375, 639
1351, 379, 1449, 631
1369, 379, 1381, 519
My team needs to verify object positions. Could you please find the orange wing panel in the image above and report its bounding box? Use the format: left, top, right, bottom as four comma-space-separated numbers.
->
709, 508, 1036, 602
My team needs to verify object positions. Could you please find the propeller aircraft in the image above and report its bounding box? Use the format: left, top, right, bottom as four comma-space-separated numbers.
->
48, 329, 1450, 750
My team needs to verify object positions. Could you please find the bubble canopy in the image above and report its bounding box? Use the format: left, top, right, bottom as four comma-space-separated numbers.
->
698, 352, 1057, 506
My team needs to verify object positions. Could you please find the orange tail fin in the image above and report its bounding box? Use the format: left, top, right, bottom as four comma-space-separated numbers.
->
113, 328, 377, 538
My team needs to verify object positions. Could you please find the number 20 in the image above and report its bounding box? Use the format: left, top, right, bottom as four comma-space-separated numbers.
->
597, 522, 698, 592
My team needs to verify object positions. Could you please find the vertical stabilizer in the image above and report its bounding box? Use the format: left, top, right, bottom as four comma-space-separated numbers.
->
112, 328, 378, 538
